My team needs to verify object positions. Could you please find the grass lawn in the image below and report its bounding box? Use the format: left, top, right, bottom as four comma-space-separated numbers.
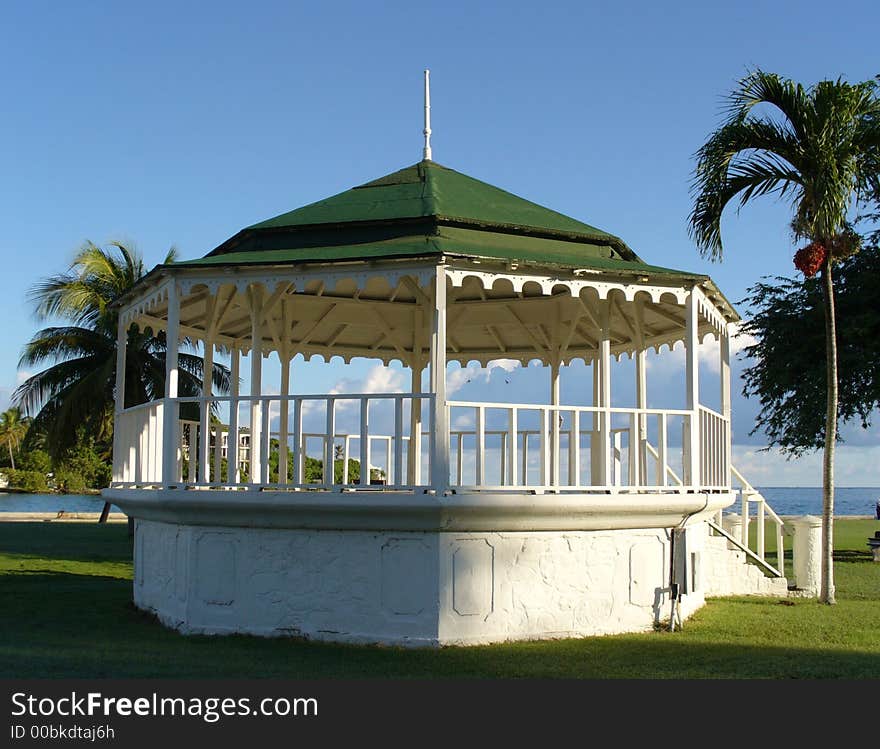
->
0, 519, 877, 678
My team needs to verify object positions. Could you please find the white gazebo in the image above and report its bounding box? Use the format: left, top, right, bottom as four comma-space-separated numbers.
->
105, 151, 788, 645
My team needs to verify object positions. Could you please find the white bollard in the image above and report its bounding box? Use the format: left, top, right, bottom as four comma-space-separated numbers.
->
722, 513, 743, 541
790, 515, 822, 596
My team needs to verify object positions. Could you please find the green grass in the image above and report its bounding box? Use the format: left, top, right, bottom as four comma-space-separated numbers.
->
1, 520, 878, 678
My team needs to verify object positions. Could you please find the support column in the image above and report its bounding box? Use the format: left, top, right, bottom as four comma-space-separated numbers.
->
248, 285, 264, 485
162, 281, 180, 486
408, 358, 424, 485
720, 323, 732, 489
685, 288, 701, 489
199, 337, 214, 482
278, 352, 291, 485
594, 302, 612, 486
549, 358, 561, 487
634, 345, 647, 486
228, 346, 240, 483
429, 266, 449, 492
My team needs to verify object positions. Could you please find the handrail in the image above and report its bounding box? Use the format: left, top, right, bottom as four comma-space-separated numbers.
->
707, 519, 783, 578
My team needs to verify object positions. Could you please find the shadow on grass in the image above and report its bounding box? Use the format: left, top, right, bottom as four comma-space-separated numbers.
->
2, 571, 880, 679
0, 522, 131, 565
834, 550, 874, 564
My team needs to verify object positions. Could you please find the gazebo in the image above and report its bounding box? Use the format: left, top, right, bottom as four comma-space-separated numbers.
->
105, 145, 787, 644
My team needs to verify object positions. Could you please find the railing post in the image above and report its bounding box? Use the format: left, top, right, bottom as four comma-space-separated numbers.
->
278, 352, 291, 485
568, 409, 579, 487
162, 280, 180, 487
741, 491, 750, 547
757, 497, 766, 561
324, 397, 336, 485
508, 407, 518, 486
293, 397, 303, 484
658, 413, 668, 487
359, 399, 370, 486
475, 406, 485, 486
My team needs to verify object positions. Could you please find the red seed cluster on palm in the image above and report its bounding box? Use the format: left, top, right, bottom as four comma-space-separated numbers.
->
793, 242, 827, 278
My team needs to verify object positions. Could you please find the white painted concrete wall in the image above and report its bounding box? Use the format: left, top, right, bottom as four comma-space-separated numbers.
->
133, 519, 787, 646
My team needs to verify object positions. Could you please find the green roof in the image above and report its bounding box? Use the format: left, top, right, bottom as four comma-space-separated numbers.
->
247, 160, 619, 241
195, 159, 698, 278
181, 226, 698, 279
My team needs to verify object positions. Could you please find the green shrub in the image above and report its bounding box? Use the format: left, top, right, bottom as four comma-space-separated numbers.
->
53, 469, 87, 494
5, 469, 49, 493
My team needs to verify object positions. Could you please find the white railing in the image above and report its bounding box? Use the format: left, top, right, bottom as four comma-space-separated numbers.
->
112, 400, 164, 485
446, 401, 704, 492
699, 406, 729, 490
113, 395, 733, 496
130, 392, 434, 491
729, 465, 785, 577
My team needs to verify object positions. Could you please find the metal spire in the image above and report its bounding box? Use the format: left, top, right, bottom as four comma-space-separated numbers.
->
423, 69, 432, 161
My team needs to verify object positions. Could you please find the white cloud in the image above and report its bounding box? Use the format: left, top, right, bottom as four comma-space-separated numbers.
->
15, 370, 32, 385
447, 359, 519, 396
733, 443, 880, 487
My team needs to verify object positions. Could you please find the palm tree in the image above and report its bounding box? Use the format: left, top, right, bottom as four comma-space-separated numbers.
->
689, 70, 880, 604
0, 407, 29, 469
14, 241, 230, 458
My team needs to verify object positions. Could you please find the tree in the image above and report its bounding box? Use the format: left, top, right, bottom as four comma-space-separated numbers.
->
689, 70, 880, 604
740, 245, 880, 454
0, 407, 29, 469
13, 241, 230, 458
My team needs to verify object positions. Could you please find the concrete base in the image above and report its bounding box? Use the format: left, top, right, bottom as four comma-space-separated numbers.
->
133, 519, 733, 646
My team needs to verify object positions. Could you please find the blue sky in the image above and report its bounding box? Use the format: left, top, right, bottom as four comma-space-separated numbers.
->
0, 0, 877, 484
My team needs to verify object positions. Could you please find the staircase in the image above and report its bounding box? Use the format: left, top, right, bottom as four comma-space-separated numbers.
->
703, 464, 789, 596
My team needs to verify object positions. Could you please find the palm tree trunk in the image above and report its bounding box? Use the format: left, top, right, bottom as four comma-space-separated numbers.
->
7, 443, 14, 471
820, 255, 837, 605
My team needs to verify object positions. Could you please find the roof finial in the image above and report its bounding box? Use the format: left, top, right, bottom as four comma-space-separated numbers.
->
423, 69, 432, 161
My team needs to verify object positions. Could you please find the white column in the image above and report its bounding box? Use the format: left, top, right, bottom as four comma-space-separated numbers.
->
228, 346, 240, 483
162, 281, 180, 486
720, 323, 731, 489
634, 345, 647, 486
278, 351, 291, 485
248, 285, 264, 485
408, 359, 424, 485
598, 302, 612, 486
429, 265, 449, 492
199, 337, 213, 482
591, 356, 602, 485
685, 288, 701, 489
549, 358, 561, 487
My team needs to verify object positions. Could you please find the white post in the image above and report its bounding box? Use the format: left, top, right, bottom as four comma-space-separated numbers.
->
228, 346, 240, 483
685, 288, 701, 489
278, 351, 291, 485
549, 358, 561, 487
199, 337, 213, 483
162, 281, 180, 486
635, 345, 647, 487
408, 359, 424, 485
248, 285, 264, 485
430, 265, 449, 492
720, 323, 732, 489
598, 302, 612, 486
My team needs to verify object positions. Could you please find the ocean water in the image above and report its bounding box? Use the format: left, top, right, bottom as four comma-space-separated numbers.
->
754, 487, 880, 517
0, 494, 120, 513
1, 489, 877, 517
